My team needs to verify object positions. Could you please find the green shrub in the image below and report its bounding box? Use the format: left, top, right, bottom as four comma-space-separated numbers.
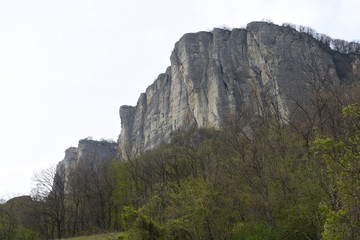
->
117, 232, 130, 240
231, 223, 279, 240
15, 228, 40, 240
121, 206, 139, 231
164, 219, 192, 240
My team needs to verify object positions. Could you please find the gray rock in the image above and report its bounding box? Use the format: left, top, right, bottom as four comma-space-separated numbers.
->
55, 139, 118, 190
118, 21, 360, 156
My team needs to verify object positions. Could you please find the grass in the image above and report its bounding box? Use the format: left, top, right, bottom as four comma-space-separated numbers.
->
59, 232, 119, 240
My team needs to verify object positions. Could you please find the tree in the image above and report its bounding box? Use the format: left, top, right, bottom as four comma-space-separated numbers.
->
32, 167, 66, 239
313, 103, 360, 240
0, 196, 39, 240
0, 200, 17, 240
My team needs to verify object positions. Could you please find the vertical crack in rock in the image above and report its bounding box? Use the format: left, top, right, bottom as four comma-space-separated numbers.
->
118, 21, 360, 157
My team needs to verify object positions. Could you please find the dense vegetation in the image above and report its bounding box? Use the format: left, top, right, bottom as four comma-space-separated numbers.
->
1, 77, 359, 240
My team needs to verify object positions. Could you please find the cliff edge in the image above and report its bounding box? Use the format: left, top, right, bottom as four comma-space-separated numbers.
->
119, 22, 360, 156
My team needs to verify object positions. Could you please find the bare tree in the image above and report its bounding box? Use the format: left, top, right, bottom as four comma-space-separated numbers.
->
32, 167, 66, 239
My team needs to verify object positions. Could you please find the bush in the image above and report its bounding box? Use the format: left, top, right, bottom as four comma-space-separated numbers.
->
117, 232, 130, 240
231, 223, 279, 240
15, 228, 40, 240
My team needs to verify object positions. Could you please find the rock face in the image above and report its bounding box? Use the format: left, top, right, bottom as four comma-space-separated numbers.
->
55, 139, 118, 189
119, 21, 360, 156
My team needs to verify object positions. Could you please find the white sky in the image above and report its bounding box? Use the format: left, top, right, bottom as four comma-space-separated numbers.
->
0, 0, 359, 200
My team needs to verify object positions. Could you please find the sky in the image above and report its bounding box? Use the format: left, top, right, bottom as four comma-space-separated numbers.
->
0, 0, 359, 200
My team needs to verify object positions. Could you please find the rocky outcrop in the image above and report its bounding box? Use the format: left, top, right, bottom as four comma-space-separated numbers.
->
55, 139, 118, 190
119, 21, 360, 156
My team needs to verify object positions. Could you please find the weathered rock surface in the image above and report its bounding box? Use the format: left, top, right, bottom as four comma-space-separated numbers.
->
119, 21, 360, 156
55, 139, 118, 189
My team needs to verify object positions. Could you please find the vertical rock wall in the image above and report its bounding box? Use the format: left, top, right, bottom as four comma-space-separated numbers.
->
55, 139, 118, 190
118, 22, 360, 156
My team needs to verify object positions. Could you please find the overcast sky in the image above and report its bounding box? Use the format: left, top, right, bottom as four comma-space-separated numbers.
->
0, 0, 359, 200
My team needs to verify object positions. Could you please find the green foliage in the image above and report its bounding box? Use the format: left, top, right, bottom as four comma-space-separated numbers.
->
342, 103, 360, 119
111, 161, 131, 231
119, 177, 235, 240
121, 206, 139, 232
231, 223, 279, 240
320, 207, 353, 240
111, 161, 131, 205
15, 228, 40, 240
132, 215, 163, 240
0, 224, 8, 240
117, 232, 130, 240
312, 103, 360, 239
164, 219, 192, 240
120, 205, 163, 240
14, 96, 359, 240
117, 124, 332, 239
276, 200, 323, 240
163, 178, 233, 240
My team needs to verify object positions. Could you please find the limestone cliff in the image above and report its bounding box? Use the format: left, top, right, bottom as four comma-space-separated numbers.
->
55, 139, 118, 190
119, 21, 360, 156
